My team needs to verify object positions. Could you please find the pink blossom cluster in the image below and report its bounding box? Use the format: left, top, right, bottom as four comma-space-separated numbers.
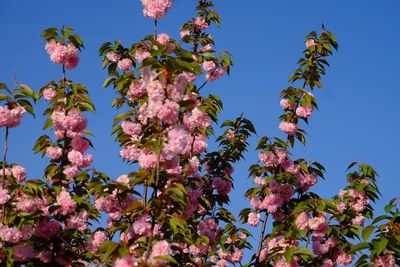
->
306, 39, 316, 48
45, 40, 79, 69
203, 60, 227, 81
51, 108, 88, 139
194, 16, 209, 30
0, 164, 27, 183
258, 149, 287, 168
280, 98, 296, 110
296, 105, 313, 118
312, 237, 337, 256
279, 121, 299, 135
141, 0, 173, 19
0, 106, 26, 128
197, 217, 219, 243
249, 180, 293, 214
106, 51, 133, 72
333, 251, 353, 266
338, 188, 369, 212
295, 212, 329, 237
212, 177, 232, 196
256, 236, 299, 264
43, 87, 57, 101
373, 255, 396, 267
156, 33, 176, 52
95, 189, 135, 222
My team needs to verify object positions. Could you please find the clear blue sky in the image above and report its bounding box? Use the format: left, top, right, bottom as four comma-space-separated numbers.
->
1, 0, 399, 257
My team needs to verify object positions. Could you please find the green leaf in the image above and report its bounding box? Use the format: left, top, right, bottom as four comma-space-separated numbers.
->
362, 225, 375, 241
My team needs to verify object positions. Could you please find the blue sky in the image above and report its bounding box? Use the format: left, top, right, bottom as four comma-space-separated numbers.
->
1, 0, 399, 258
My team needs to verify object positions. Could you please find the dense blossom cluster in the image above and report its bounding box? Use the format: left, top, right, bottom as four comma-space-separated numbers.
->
140, 0, 172, 19
45, 40, 79, 69
0, 106, 26, 128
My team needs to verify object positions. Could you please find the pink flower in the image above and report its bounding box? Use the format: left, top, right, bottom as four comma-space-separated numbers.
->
197, 218, 218, 243
46, 146, 63, 160
226, 129, 235, 141
157, 33, 170, 45
135, 49, 151, 63
63, 166, 79, 178
203, 61, 216, 72
11, 165, 26, 182
279, 121, 299, 135
351, 214, 365, 226
282, 160, 300, 174
63, 43, 79, 69
71, 137, 90, 153
149, 240, 171, 266
334, 251, 353, 266
163, 126, 190, 159
141, 0, 173, 19
212, 177, 232, 196
106, 51, 121, 62
121, 121, 142, 137
306, 39, 316, 48
138, 150, 157, 169
373, 255, 396, 267
308, 214, 328, 237
68, 149, 83, 167
183, 108, 211, 131
66, 210, 88, 231
259, 248, 268, 262
0, 106, 26, 128
114, 256, 137, 267
200, 44, 212, 52
157, 100, 179, 124
130, 215, 152, 237
45, 40, 57, 54
247, 212, 260, 226
43, 87, 57, 101
117, 58, 133, 72
38, 251, 52, 263
0, 225, 22, 243
296, 105, 313, 118
49, 42, 67, 64
258, 149, 287, 167
295, 212, 309, 231
280, 98, 296, 110
91, 231, 107, 251
254, 176, 266, 187
47, 42, 79, 69
56, 190, 77, 215
0, 188, 10, 205
337, 202, 346, 213
128, 79, 146, 99
117, 174, 130, 184
206, 67, 227, 81
35, 220, 60, 238
180, 30, 190, 39
13, 244, 35, 262
194, 16, 209, 30
120, 146, 141, 161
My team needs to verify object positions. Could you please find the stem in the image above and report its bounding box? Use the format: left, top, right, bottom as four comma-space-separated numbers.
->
306, 234, 311, 248
2, 127, 8, 188
2, 127, 9, 222
154, 19, 158, 39
145, 123, 162, 261
143, 184, 148, 206
255, 213, 268, 265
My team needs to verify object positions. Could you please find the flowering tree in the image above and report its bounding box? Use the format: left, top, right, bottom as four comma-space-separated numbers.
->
0, 0, 399, 266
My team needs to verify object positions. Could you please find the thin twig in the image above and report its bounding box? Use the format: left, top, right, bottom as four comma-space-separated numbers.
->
256, 213, 268, 265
